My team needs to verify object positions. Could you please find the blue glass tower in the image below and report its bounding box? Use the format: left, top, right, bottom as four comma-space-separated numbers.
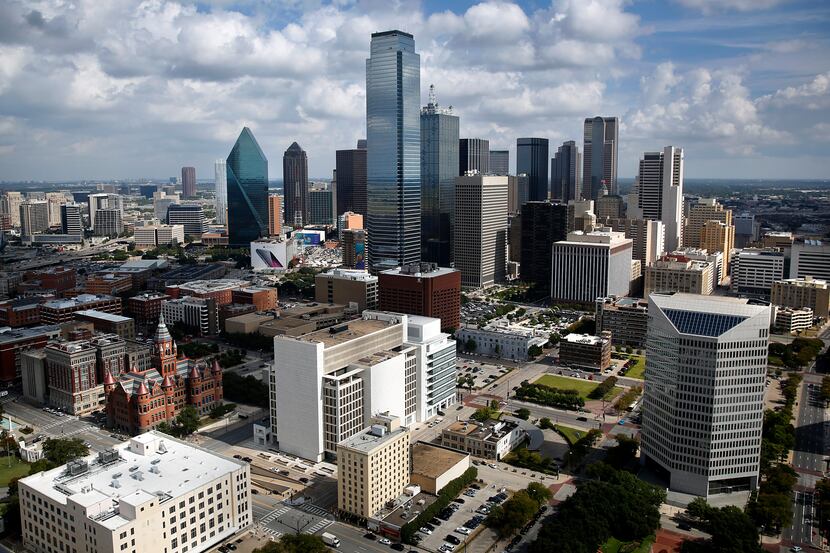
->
226, 127, 268, 247
421, 85, 459, 266
366, 30, 421, 272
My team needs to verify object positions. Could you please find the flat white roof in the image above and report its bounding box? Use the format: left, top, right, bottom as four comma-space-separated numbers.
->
20, 431, 245, 530
76, 309, 132, 323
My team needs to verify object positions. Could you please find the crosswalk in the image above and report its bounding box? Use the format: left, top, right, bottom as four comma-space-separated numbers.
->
296, 502, 331, 519
259, 527, 283, 539
259, 505, 290, 525
303, 518, 332, 535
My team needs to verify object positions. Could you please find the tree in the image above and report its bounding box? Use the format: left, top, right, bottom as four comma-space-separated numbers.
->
175, 406, 200, 436
42, 438, 88, 465
515, 408, 531, 420
528, 345, 543, 357
538, 417, 554, 430
486, 489, 539, 537
466, 338, 477, 352
604, 435, 639, 470
526, 482, 552, 505
682, 505, 763, 553
252, 534, 328, 553
472, 407, 494, 422
489, 399, 500, 411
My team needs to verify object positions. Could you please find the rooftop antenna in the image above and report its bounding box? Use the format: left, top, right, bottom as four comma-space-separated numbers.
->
428, 84, 437, 108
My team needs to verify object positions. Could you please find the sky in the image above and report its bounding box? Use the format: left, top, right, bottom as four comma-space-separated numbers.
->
0, 0, 828, 182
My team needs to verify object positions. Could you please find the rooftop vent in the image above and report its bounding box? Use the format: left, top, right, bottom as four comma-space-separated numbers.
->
110, 480, 121, 488
67, 460, 89, 476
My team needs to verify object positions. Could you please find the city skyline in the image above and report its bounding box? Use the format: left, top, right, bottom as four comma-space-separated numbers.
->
0, 1, 828, 182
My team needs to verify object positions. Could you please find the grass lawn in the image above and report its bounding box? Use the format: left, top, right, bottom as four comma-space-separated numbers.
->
603, 386, 623, 401
554, 425, 587, 446
602, 535, 655, 553
535, 374, 599, 399
625, 356, 646, 380
0, 456, 30, 487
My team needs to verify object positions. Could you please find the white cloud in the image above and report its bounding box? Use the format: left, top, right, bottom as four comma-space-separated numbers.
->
756, 71, 830, 109
675, 0, 788, 13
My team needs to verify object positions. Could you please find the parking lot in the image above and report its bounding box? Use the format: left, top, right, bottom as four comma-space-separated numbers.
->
417, 481, 509, 552
456, 357, 513, 390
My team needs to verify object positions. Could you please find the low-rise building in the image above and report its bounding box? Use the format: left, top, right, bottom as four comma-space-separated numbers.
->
441, 419, 524, 460
0, 296, 49, 327
644, 255, 714, 296
165, 279, 250, 306
224, 313, 275, 334
315, 269, 378, 311
0, 325, 61, 383
161, 296, 219, 336
595, 297, 648, 348
19, 432, 251, 553
456, 320, 547, 361
75, 309, 136, 340
409, 442, 470, 495
775, 307, 813, 334
133, 223, 185, 249
85, 272, 134, 296
39, 294, 122, 325
559, 332, 612, 371
771, 276, 830, 320
231, 286, 278, 311
45, 340, 105, 415
337, 414, 410, 520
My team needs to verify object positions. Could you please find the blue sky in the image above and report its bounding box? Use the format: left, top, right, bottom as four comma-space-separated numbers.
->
0, 0, 828, 181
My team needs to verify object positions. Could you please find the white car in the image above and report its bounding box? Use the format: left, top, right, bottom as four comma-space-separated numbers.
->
378, 538, 391, 545
455, 527, 471, 536
419, 527, 432, 535
489, 463, 497, 469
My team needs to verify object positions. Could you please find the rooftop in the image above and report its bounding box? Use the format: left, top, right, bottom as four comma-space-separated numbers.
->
0, 325, 60, 344
337, 424, 408, 454
318, 269, 378, 282
651, 292, 769, 337
563, 333, 607, 346
444, 419, 520, 443
295, 317, 397, 347
20, 432, 245, 530
558, 229, 631, 246
75, 310, 132, 323
42, 294, 118, 310
171, 279, 250, 293
382, 263, 458, 278
411, 443, 469, 479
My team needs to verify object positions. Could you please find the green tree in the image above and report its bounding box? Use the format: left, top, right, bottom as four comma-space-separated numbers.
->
538, 417, 553, 430
42, 438, 88, 465
176, 406, 200, 436
252, 534, 328, 553
681, 505, 763, 553
515, 407, 531, 420
604, 434, 639, 470
526, 482, 552, 505
465, 338, 477, 352
687, 497, 714, 520
486, 490, 539, 537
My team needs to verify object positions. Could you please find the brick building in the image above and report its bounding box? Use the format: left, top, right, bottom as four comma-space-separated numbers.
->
105, 315, 223, 435
84, 272, 133, 295
39, 294, 122, 325
0, 297, 49, 327
378, 263, 461, 332
0, 326, 61, 383
17, 267, 76, 295
125, 291, 170, 333
165, 279, 249, 306
231, 286, 278, 311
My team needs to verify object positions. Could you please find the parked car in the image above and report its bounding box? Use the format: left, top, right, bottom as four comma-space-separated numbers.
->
364, 533, 376, 540
419, 527, 432, 535
455, 527, 471, 535
379, 538, 391, 545
445, 535, 461, 545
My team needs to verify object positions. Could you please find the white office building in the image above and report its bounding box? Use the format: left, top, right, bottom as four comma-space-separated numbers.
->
215, 159, 227, 226
730, 248, 785, 298
641, 293, 769, 497
161, 297, 218, 336
19, 432, 251, 553
456, 320, 547, 361
551, 228, 633, 303
790, 240, 830, 281
629, 146, 684, 251
134, 224, 186, 249
454, 174, 508, 288
271, 311, 454, 461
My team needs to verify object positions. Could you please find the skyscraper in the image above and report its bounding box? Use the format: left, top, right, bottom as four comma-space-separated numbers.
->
583, 116, 619, 199
181, 166, 196, 198
19, 201, 49, 239
454, 175, 508, 288
490, 150, 509, 176
60, 203, 82, 236
283, 142, 308, 228
632, 146, 684, 251
459, 138, 489, 175
226, 127, 268, 247
268, 194, 282, 236
550, 140, 581, 203
520, 202, 568, 293
641, 293, 768, 497
366, 30, 421, 272
0, 191, 22, 227
420, 85, 459, 266
215, 159, 227, 225
335, 141, 367, 216
516, 138, 549, 202
307, 184, 334, 226
167, 204, 207, 237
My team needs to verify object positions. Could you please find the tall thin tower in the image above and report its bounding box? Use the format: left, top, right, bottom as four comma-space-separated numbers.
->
283, 142, 308, 228
634, 146, 684, 251
214, 159, 227, 226
582, 116, 619, 199
366, 30, 421, 272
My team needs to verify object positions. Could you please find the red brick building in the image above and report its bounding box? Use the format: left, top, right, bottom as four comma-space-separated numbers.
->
125, 291, 170, 332
104, 315, 223, 435
379, 263, 461, 332
231, 286, 278, 311
0, 325, 61, 383
84, 272, 133, 295
0, 297, 50, 327
18, 267, 76, 295
165, 279, 249, 307
39, 294, 122, 325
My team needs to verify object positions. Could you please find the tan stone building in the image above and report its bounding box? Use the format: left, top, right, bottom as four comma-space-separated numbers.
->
644, 255, 714, 296
337, 415, 410, 519
771, 277, 830, 319
700, 220, 735, 270
684, 198, 733, 249
314, 269, 378, 311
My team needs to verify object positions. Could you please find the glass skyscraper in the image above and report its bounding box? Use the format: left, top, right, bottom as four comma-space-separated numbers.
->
226, 127, 268, 247
517, 138, 549, 202
583, 116, 619, 199
283, 142, 308, 228
366, 30, 421, 272
421, 85, 459, 266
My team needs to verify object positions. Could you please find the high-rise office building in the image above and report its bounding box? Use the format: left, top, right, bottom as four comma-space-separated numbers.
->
227, 127, 269, 247
0, 191, 22, 227
789, 240, 830, 281
684, 198, 732, 250
516, 138, 549, 202
342, 228, 367, 270
379, 263, 461, 332
268, 194, 282, 236
19, 200, 49, 238
215, 158, 227, 225
459, 138, 489, 175
335, 141, 367, 216
641, 293, 768, 497
307, 184, 334, 226
490, 150, 509, 176
60, 202, 83, 236
644, 255, 715, 296
700, 220, 735, 270
631, 146, 684, 251
421, 85, 460, 266
734, 212, 758, 248
730, 248, 785, 299
582, 116, 619, 199
45, 192, 66, 226
596, 195, 624, 219
88, 193, 122, 230
92, 208, 123, 237
167, 204, 207, 237
283, 142, 308, 228
366, 30, 421, 272
550, 229, 632, 303
454, 175, 508, 288
598, 217, 665, 267
507, 175, 530, 215
182, 166, 196, 198
550, 140, 581, 202
520, 202, 568, 293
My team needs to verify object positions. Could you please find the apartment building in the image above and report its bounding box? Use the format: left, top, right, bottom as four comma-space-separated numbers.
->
19, 432, 251, 553
315, 269, 378, 311
771, 277, 830, 319
730, 248, 785, 299
337, 415, 410, 519
684, 198, 733, 249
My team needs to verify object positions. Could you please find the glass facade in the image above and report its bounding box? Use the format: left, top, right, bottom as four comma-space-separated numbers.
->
283, 142, 308, 228
226, 127, 268, 247
366, 30, 421, 271
421, 101, 459, 266
516, 138, 549, 202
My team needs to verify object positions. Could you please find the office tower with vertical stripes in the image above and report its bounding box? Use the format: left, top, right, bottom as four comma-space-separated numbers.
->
583, 116, 619, 199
